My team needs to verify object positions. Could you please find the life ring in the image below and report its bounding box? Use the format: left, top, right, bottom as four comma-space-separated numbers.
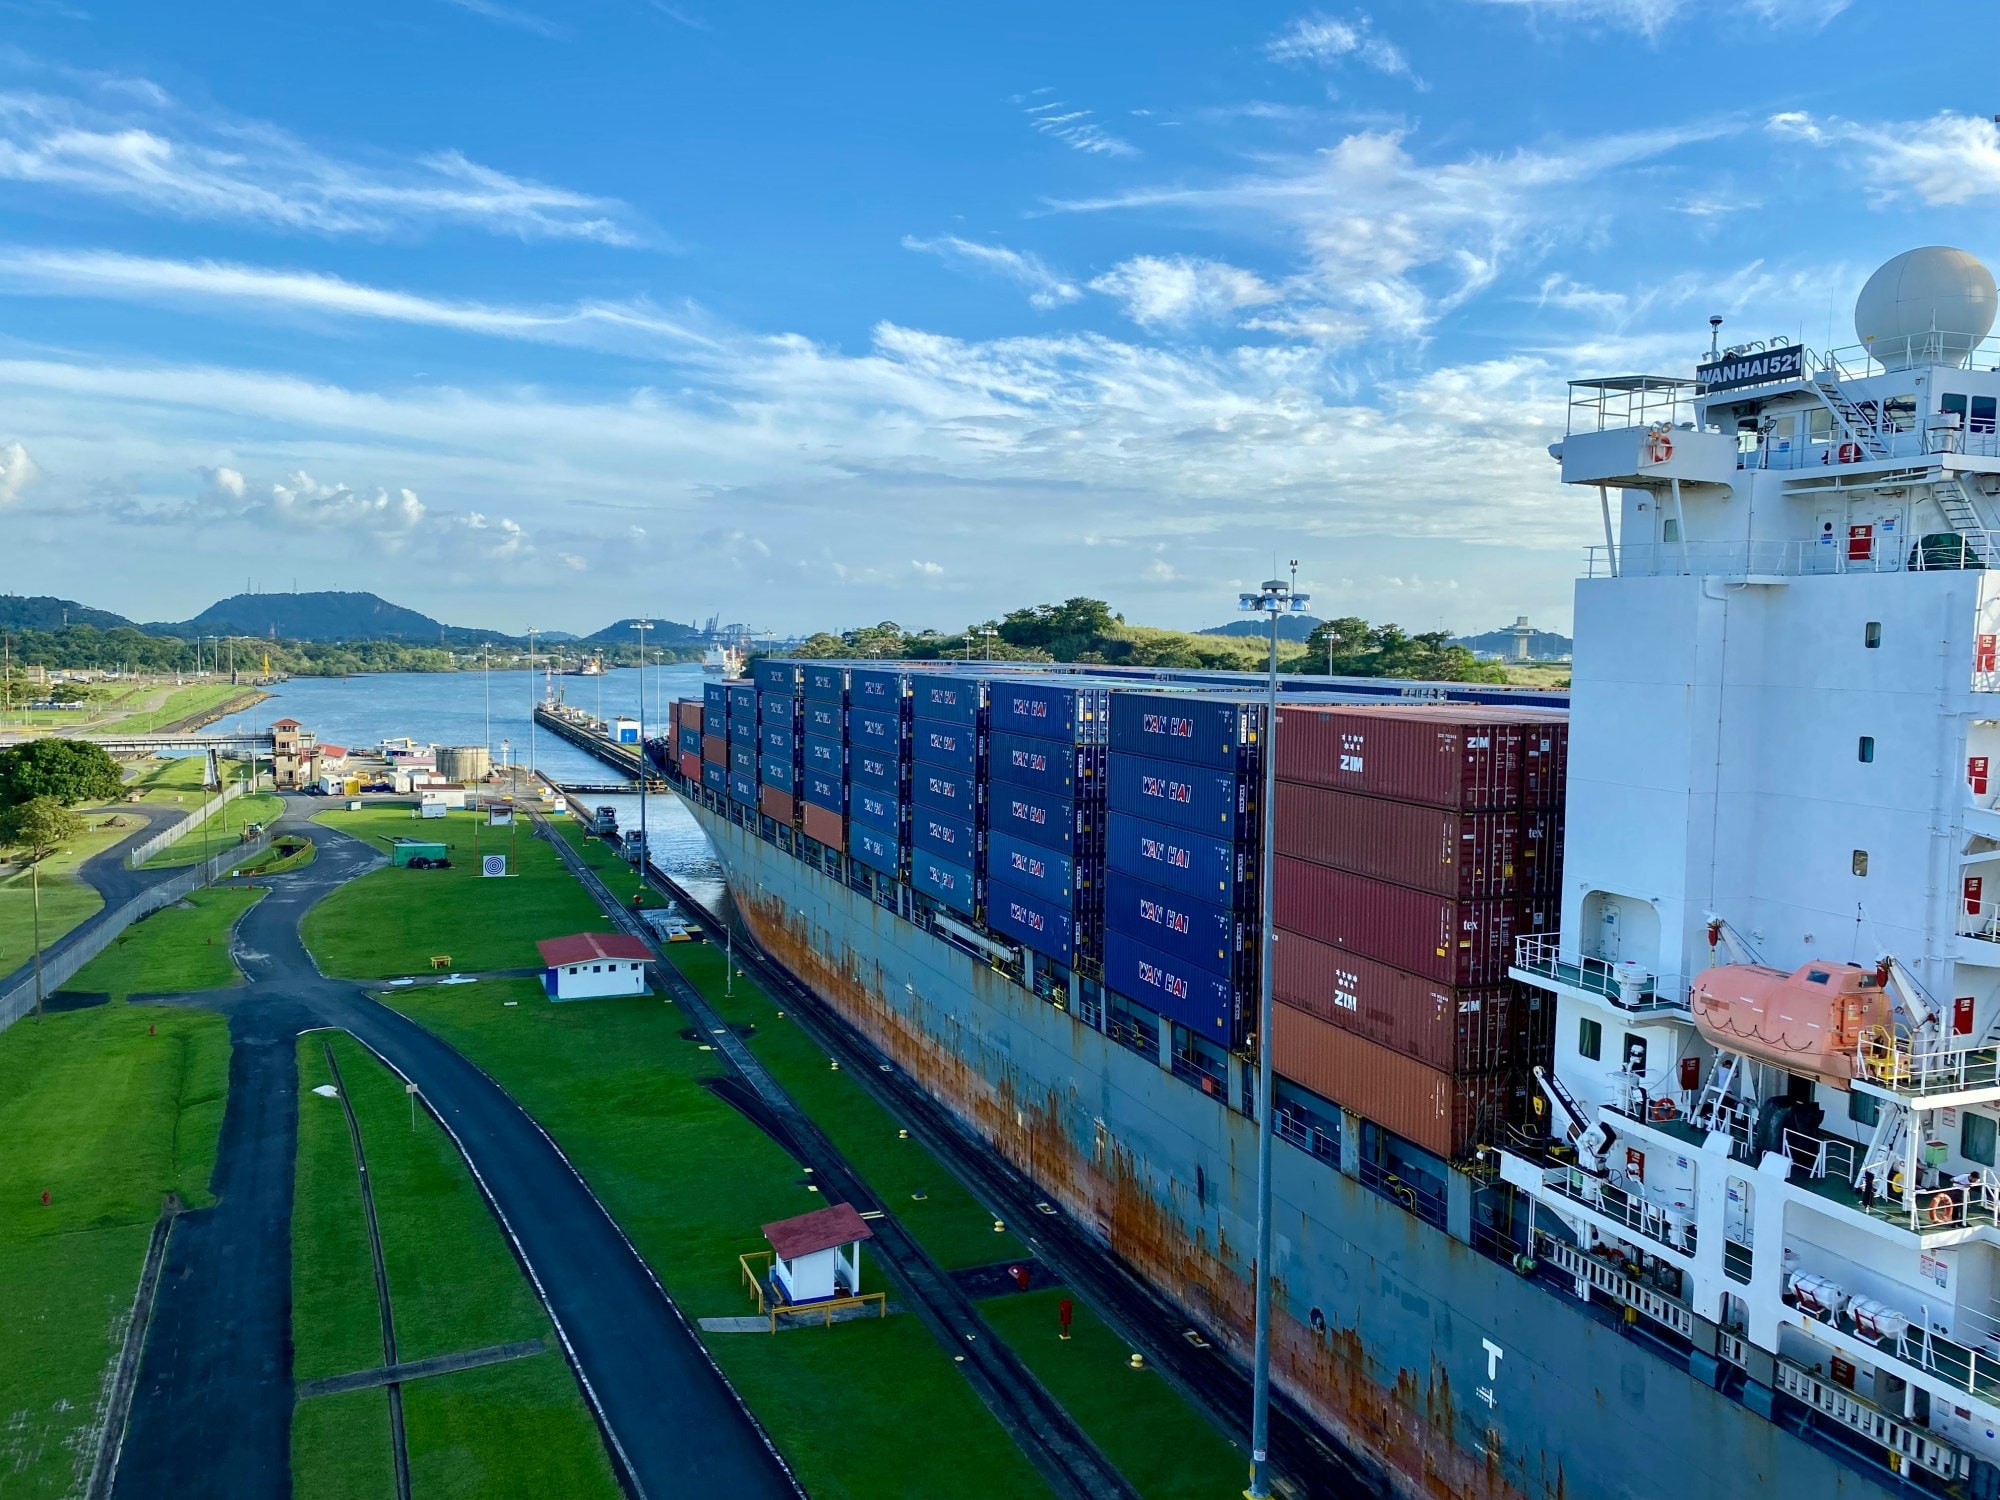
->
1649, 1097, 1678, 1122
1648, 433, 1675, 464
1929, 1191, 1957, 1225
1837, 441, 1863, 464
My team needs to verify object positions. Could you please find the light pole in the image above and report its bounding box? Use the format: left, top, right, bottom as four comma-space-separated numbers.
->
634, 619, 653, 874
1238, 561, 1307, 1500
979, 625, 997, 661
527, 626, 538, 784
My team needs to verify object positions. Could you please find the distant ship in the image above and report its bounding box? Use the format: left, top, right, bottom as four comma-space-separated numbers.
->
701, 644, 745, 676
566, 655, 605, 677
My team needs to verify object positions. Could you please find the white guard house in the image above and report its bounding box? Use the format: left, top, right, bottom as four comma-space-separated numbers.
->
611, 716, 642, 744
537, 932, 653, 1001
761, 1202, 873, 1304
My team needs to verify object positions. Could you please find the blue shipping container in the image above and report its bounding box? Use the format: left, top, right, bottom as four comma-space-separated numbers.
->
910, 674, 984, 726
983, 829, 1077, 906
760, 723, 795, 759
753, 659, 802, 695
761, 753, 797, 794
702, 761, 727, 794
802, 700, 841, 738
909, 763, 977, 817
758, 690, 799, 725
1102, 873, 1242, 979
850, 823, 902, 879
1108, 692, 1258, 771
1106, 811, 1244, 908
986, 681, 1110, 745
803, 767, 845, 812
803, 663, 847, 703
986, 880, 1076, 967
850, 785, 901, 834
987, 782, 1075, 856
1102, 930, 1240, 1049
726, 683, 758, 719
730, 744, 756, 778
802, 735, 844, 775
848, 706, 904, 751
988, 732, 1102, 799
849, 746, 904, 793
911, 721, 978, 774
1106, 753, 1243, 839
677, 726, 701, 756
729, 771, 757, 807
910, 803, 977, 864
728, 717, 757, 749
703, 682, 728, 721
911, 850, 978, 916
847, 668, 910, 710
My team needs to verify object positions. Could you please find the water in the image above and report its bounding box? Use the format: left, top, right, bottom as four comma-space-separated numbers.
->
208, 664, 728, 910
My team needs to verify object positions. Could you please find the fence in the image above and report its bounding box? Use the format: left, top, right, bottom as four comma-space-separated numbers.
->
123, 778, 254, 868
0, 829, 274, 1031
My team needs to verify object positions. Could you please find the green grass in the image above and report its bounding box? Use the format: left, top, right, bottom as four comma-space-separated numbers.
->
63, 886, 262, 1000
979, 1289, 1247, 1500
402, 1356, 622, 1500
292, 1387, 396, 1500
97, 682, 266, 736
303, 809, 615, 977
234, 836, 316, 877
138, 793, 289, 868
382, 975, 1054, 1500
0, 1003, 230, 1496
292, 1038, 386, 1386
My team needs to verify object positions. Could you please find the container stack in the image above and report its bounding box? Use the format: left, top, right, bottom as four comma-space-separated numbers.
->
753, 658, 803, 826
1101, 692, 1262, 1053
980, 678, 1110, 973
907, 674, 984, 918
700, 681, 729, 796
673, 700, 703, 783
724, 680, 759, 810
793, 667, 846, 852
1268, 704, 1563, 1161
844, 666, 908, 882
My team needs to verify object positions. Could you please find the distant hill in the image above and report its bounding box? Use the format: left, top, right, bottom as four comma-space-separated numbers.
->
1455, 625, 1573, 661
143, 591, 518, 646
0, 594, 137, 633
1199, 616, 1322, 643
581, 617, 708, 647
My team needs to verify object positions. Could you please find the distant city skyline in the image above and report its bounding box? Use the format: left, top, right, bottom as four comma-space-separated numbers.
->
0, 0, 1989, 636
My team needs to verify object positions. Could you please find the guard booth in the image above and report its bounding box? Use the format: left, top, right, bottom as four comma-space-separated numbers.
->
390, 838, 448, 867
763, 1203, 872, 1303
536, 932, 652, 1000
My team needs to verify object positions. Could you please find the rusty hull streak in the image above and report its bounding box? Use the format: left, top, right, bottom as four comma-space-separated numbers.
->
737, 880, 1535, 1500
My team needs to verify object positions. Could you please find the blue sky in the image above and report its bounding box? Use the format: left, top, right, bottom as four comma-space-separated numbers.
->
0, 0, 1993, 637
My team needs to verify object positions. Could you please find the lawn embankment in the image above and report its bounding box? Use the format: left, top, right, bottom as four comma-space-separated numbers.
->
0, 1003, 230, 1497
138, 792, 288, 868
99, 682, 266, 735
63, 885, 263, 1000
291, 1032, 619, 1496
303, 808, 615, 977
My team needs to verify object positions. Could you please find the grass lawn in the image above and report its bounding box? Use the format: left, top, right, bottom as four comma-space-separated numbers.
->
234, 837, 316, 878
979, 1289, 1246, 1500
402, 1356, 624, 1500
98, 682, 266, 736
303, 809, 616, 977
383, 975, 1054, 1500
292, 1387, 395, 1500
139, 793, 289, 869
0, 1003, 230, 1496
63, 886, 263, 1000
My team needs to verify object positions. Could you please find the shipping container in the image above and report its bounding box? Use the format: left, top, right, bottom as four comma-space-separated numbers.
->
1106, 753, 1245, 839
677, 726, 702, 757
986, 879, 1077, 967
760, 785, 796, 825
1273, 934, 1527, 1076
760, 722, 795, 759
987, 733, 1103, 799
849, 784, 901, 834
803, 767, 845, 813
986, 681, 1110, 744
678, 701, 703, 733
1518, 713, 1569, 809
910, 803, 978, 865
753, 659, 803, 695
848, 705, 904, 752
760, 753, 797, 794
803, 700, 842, 738
986, 782, 1077, 856
910, 674, 984, 726
759, 690, 800, 726
983, 828, 1079, 907
849, 746, 904, 793
704, 682, 728, 722
730, 744, 756, 778
1102, 873, 1243, 979
911, 720, 978, 774
677, 750, 702, 783
803, 663, 847, 703
730, 770, 757, 807
1270, 1007, 1512, 1160
702, 734, 727, 766
725, 682, 757, 719
1102, 929, 1240, 1049
850, 822, 902, 879
1273, 856, 1518, 988
727, 716, 757, 749
702, 761, 727, 794
912, 850, 978, 916
910, 763, 977, 817
1108, 692, 1259, 771
847, 667, 910, 710
801, 801, 845, 851
1106, 811, 1246, 909
1273, 783, 1525, 901
1273, 705, 1524, 811
802, 735, 844, 776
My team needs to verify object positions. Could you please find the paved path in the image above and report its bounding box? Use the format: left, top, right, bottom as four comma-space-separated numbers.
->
113, 812, 802, 1500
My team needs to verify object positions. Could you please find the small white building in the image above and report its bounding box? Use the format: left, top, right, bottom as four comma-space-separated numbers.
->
537, 932, 652, 1001
418, 787, 468, 812
761, 1202, 873, 1305
611, 716, 642, 744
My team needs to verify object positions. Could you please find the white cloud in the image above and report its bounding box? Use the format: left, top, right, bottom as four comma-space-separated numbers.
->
902, 236, 1082, 309
559, 552, 588, 571
1090, 256, 1281, 329
911, 559, 944, 576
1015, 94, 1135, 157
266, 472, 426, 532
1768, 110, 2000, 206
441, 0, 562, 35
1464, 0, 1847, 36
199, 463, 246, 499
447, 511, 533, 560
1265, 14, 1412, 78
0, 439, 38, 503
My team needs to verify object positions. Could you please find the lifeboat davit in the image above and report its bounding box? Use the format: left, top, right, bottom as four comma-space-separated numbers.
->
1689, 961, 1890, 1085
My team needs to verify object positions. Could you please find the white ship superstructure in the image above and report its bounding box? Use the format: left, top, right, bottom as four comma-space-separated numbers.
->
1500, 246, 2000, 1478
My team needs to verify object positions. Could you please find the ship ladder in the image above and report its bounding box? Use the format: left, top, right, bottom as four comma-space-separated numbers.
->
1534, 1065, 1590, 1143
1691, 1052, 1744, 1134
1932, 476, 1998, 567
1856, 1101, 1911, 1208
1812, 378, 1890, 461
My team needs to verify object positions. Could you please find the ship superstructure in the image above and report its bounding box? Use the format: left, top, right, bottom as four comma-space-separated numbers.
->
1497, 246, 2000, 1478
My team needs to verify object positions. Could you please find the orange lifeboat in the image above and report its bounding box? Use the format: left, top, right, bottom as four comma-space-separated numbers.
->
1690, 962, 1890, 1085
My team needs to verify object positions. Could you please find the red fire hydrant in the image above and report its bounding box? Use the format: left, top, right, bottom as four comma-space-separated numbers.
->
41, 1190, 50, 1206
1059, 1297, 1073, 1340
1010, 1264, 1030, 1292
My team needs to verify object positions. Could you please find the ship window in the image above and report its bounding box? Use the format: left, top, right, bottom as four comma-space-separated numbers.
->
1974, 396, 1998, 436
1662, 517, 1681, 543
1807, 970, 1831, 984
1858, 736, 1875, 763
1943, 393, 1969, 426
1865, 622, 1882, 649
1808, 407, 1833, 442
1579, 1017, 1603, 1061
1852, 850, 1870, 876
1884, 394, 1918, 433
1848, 1090, 1880, 1127
1964, 1112, 1996, 1168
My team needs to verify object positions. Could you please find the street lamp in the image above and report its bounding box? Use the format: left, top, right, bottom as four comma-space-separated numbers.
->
1238, 561, 1307, 1500
633, 619, 653, 876
978, 625, 998, 662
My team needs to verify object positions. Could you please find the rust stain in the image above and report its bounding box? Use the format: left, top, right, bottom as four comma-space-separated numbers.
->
731, 863, 1543, 1500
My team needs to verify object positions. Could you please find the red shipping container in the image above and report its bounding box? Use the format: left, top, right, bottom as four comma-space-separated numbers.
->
1522, 807, 1563, 894
677, 750, 702, 782
1273, 855, 1518, 987
1273, 933, 1523, 1075
1516, 712, 1567, 809
1274, 782, 1524, 900
702, 734, 727, 765
760, 785, 796, 825
1273, 704, 1525, 810
802, 801, 845, 851
1272, 1006, 1513, 1160
683, 701, 704, 732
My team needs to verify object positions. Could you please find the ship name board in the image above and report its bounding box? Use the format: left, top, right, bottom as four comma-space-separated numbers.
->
1696, 343, 1804, 393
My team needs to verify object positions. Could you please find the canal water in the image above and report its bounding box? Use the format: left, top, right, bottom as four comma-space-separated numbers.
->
207, 664, 728, 910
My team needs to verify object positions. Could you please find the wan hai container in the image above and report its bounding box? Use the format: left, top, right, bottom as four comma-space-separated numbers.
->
987, 782, 1078, 856
911, 764, 977, 816
987, 733, 1102, 800
1102, 873, 1243, 980
912, 849, 978, 916
985, 681, 1110, 744
1273, 855, 1519, 988
1273, 704, 1524, 811
1106, 812, 1247, 909
986, 880, 1077, 967
802, 663, 847, 703
850, 822, 902, 878
1108, 692, 1259, 772
1102, 929, 1240, 1048
1106, 753, 1245, 840
849, 746, 903, 794
910, 674, 984, 726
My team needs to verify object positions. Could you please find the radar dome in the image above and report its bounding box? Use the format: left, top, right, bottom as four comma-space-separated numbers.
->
1854, 246, 1997, 371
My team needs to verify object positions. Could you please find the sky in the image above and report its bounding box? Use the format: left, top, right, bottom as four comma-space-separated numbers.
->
0, 0, 1995, 639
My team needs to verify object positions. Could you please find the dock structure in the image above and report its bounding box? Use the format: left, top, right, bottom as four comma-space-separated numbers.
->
531, 702, 664, 787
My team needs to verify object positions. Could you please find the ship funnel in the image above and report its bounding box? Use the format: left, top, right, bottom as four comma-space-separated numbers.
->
1854, 246, 1997, 371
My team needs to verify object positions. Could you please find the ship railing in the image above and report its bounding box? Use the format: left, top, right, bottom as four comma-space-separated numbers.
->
1783, 1128, 1859, 1184
1169, 1050, 1229, 1100
1737, 425, 2000, 470
1540, 1164, 1697, 1254
1772, 1360, 1974, 1482
1855, 1027, 2000, 1096
1274, 1105, 1341, 1168
1511, 935, 1686, 1013
1896, 1324, 2000, 1407
1534, 1231, 1696, 1339
1819, 331, 2000, 381
1723, 1238, 1754, 1284
1358, 1159, 1448, 1229
1586, 533, 2000, 581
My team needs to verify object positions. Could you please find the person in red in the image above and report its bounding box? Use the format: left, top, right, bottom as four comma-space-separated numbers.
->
1058, 1297, 1073, 1341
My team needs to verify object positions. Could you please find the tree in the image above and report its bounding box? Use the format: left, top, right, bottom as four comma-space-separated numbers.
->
0, 738, 126, 808
1, 797, 86, 1019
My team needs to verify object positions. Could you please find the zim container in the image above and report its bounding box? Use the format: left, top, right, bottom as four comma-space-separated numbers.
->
1273, 855, 1518, 988
1108, 692, 1259, 772
985, 681, 1110, 744
1270, 1006, 1514, 1160
702, 734, 727, 766
987, 733, 1103, 800
1106, 811, 1246, 909
677, 750, 702, 782
983, 829, 1077, 907
729, 770, 757, 807
1102, 872, 1244, 981
803, 768, 845, 813
801, 801, 845, 851
849, 784, 902, 834
702, 761, 727, 794
911, 721, 978, 774
1273, 704, 1524, 811
912, 849, 979, 916
850, 822, 902, 878
847, 667, 911, 710
753, 659, 803, 695
1102, 929, 1241, 1049
987, 782, 1077, 856
849, 746, 905, 793
910, 673, 984, 726
760, 723, 795, 759
760, 753, 797, 794
986, 878, 1077, 967
803, 663, 848, 703
803, 700, 842, 738
1106, 753, 1245, 840
1273, 782, 1527, 901
910, 803, 978, 865
1272, 934, 1530, 1076
729, 744, 756, 778
760, 785, 796, 825
910, 763, 977, 817
848, 705, 904, 752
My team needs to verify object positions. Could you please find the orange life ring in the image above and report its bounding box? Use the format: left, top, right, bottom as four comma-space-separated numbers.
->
1837, 441, 1863, 464
1929, 1191, 1956, 1225
1649, 1097, 1677, 1122
1648, 433, 1675, 464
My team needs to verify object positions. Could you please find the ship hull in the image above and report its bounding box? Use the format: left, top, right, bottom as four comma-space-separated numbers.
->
692, 803, 1884, 1499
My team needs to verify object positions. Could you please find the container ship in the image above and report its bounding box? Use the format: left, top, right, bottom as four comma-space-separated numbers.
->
655, 246, 2000, 1499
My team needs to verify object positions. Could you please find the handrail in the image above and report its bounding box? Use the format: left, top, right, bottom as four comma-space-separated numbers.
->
1540, 1164, 1698, 1253
1586, 532, 2000, 581
1856, 1027, 2000, 1096
1512, 934, 1685, 1012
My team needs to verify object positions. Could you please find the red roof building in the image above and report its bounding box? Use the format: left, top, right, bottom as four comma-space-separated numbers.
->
761, 1203, 874, 1261
536, 932, 653, 966
537, 932, 653, 1001
761, 1203, 873, 1304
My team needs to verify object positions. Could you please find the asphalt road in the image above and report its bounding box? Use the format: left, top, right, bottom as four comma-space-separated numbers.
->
114, 812, 803, 1500
0, 803, 188, 997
